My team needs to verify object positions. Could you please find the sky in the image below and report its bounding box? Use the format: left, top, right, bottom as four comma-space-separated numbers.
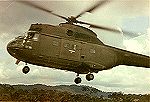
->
0, 0, 150, 94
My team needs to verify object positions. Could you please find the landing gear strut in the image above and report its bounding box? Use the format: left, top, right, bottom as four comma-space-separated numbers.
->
74, 74, 82, 84
86, 73, 94, 81
74, 73, 94, 84
22, 65, 30, 74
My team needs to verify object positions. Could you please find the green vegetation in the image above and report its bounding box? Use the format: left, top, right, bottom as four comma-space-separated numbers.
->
0, 84, 149, 102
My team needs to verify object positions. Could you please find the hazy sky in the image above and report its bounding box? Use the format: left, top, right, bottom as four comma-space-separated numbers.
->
0, 0, 150, 94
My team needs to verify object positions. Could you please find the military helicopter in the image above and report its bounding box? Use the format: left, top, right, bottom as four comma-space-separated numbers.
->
7, 1, 150, 84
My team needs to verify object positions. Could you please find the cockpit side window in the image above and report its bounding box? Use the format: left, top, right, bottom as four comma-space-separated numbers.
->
27, 31, 39, 41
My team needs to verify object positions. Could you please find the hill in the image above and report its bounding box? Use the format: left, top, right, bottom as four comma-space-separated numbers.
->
12, 84, 112, 98
0, 84, 149, 101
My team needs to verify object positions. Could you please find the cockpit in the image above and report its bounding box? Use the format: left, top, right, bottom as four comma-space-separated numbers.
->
7, 30, 40, 53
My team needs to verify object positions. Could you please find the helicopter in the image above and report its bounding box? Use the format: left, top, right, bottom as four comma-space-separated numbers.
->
7, 1, 150, 84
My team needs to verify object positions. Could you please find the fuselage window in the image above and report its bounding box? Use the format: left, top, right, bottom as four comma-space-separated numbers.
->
90, 48, 95, 54
66, 30, 73, 36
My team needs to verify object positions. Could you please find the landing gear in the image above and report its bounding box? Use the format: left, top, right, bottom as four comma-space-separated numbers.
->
74, 74, 82, 84
22, 66, 30, 74
74, 73, 94, 84
74, 77, 82, 84
86, 73, 94, 81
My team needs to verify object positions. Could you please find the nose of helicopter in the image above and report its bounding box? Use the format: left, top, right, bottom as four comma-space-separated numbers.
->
7, 40, 23, 57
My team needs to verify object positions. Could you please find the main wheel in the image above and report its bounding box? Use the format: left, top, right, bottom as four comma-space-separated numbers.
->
86, 74, 94, 81
74, 77, 82, 84
22, 66, 30, 74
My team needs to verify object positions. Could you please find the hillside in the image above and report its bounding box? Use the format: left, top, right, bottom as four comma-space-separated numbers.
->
0, 84, 149, 101
12, 84, 112, 97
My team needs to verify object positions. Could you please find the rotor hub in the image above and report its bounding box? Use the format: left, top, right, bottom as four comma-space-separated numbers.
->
67, 16, 77, 24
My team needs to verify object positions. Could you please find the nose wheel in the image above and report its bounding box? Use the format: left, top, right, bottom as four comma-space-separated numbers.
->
74, 74, 82, 84
22, 66, 30, 74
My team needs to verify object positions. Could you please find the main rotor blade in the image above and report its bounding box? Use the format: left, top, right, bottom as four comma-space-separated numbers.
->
77, 20, 138, 36
77, 20, 120, 33
18, 1, 68, 21
90, 23, 139, 36
90, 23, 120, 33
122, 30, 140, 37
75, 0, 110, 18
